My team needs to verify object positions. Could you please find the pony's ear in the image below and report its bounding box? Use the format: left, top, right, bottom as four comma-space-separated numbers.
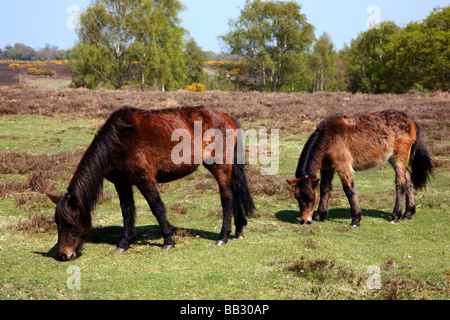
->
311, 178, 320, 189
66, 193, 79, 211
286, 179, 301, 187
47, 194, 62, 205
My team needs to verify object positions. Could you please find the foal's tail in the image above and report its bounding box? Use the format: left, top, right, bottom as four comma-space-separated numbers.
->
231, 118, 255, 226
410, 122, 434, 190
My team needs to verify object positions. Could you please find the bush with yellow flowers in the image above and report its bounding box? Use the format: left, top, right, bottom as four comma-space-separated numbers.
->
185, 83, 206, 93
229, 68, 241, 76
7, 60, 69, 69
27, 68, 57, 76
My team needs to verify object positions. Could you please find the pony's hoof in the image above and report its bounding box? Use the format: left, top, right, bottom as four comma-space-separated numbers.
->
115, 246, 127, 253
214, 240, 227, 246
162, 244, 175, 251
389, 217, 399, 224
233, 234, 245, 240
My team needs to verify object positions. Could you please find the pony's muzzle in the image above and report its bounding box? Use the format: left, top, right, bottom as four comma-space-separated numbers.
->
300, 211, 314, 225
58, 249, 76, 261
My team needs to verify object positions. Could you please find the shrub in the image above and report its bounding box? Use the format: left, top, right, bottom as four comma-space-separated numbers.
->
229, 68, 241, 76
185, 83, 206, 92
27, 68, 57, 76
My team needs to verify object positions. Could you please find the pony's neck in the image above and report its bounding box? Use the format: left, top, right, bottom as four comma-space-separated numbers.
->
295, 129, 326, 179
65, 107, 130, 226
67, 136, 109, 225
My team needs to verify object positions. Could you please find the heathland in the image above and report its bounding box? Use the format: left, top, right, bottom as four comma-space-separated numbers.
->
0, 87, 449, 299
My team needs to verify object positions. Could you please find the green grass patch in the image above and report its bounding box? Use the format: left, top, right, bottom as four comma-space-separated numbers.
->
1, 114, 101, 154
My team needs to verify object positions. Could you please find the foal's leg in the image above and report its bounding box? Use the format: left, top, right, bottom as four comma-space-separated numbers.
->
338, 169, 362, 226
115, 184, 137, 252
137, 180, 176, 250
389, 150, 409, 223
205, 163, 234, 246
402, 168, 416, 220
314, 169, 335, 222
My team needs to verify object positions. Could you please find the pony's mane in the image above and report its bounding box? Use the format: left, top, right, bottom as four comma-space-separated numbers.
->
64, 107, 133, 227
295, 121, 327, 179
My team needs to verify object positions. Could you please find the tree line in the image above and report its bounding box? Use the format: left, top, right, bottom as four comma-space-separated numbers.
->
2, 0, 448, 93
341, 6, 449, 93
221, 1, 448, 93
0, 43, 70, 61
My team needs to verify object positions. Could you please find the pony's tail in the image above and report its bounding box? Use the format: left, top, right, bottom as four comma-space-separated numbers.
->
231, 118, 255, 226
410, 122, 434, 190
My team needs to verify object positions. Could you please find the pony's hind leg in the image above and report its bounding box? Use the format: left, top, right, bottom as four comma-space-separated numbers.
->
115, 184, 137, 252
217, 184, 234, 245
389, 146, 410, 223
314, 169, 335, 222
402, 168, 416, 220
137, 179, 176, 250
205, 163, 234, 246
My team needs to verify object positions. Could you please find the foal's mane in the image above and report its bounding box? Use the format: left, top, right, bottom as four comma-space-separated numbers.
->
64, 107, 133, 227
295, 120, 328, 179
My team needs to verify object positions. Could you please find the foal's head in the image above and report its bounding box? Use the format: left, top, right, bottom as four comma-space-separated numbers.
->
47, 193, 91, 261
287, 176, 320, 224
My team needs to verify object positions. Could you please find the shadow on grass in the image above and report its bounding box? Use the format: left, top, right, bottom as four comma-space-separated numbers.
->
34, 244, 58, 259
275, 210, 299, 224
35, 224, 221, 260
275, 208, 391, 224
87, 224, 220, 247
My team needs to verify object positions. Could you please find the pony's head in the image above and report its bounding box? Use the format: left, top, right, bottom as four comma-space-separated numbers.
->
287, 176, 320, 224
47, 193, 91, 261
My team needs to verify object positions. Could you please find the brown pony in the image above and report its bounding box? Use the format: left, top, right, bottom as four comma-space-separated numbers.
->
48, 105, 255, 261
287, 109, 433, 226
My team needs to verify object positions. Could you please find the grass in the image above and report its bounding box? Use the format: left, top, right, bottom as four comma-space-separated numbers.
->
0, 114, 100, 153
0, 88, 449, 300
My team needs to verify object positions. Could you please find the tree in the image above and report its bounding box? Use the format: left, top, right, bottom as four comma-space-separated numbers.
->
6, 43, 35, 60
220, 0, 315, 92
383, 6, 449, 92
129, 0, 186, 91
341, 22, 400, 93
310, 33, 336, 92
69, 0, 186, 90
184, 37, 205, 85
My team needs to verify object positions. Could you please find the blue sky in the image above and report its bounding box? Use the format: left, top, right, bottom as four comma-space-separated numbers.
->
0, 0, 448, 53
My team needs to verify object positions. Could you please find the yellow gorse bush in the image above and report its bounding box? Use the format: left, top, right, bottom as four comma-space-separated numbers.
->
229, 68, 241, 76
6, 60, 69, 69
185, 83, 206, 92
205, 61, 245, 67
27, 67, 57, 76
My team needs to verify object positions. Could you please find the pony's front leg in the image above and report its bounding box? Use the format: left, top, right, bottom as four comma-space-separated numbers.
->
339, 171, 362, 226
314, 169, 334, 222
137, 180, 176, 250
115, 184, 137, 252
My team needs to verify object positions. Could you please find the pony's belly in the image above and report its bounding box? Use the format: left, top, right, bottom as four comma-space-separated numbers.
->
155, 164, 199, 183
352, 150, 393, 171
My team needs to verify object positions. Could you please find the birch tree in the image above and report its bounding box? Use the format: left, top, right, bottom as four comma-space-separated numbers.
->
220, 0, 314, 92
69, 0, 186, 90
